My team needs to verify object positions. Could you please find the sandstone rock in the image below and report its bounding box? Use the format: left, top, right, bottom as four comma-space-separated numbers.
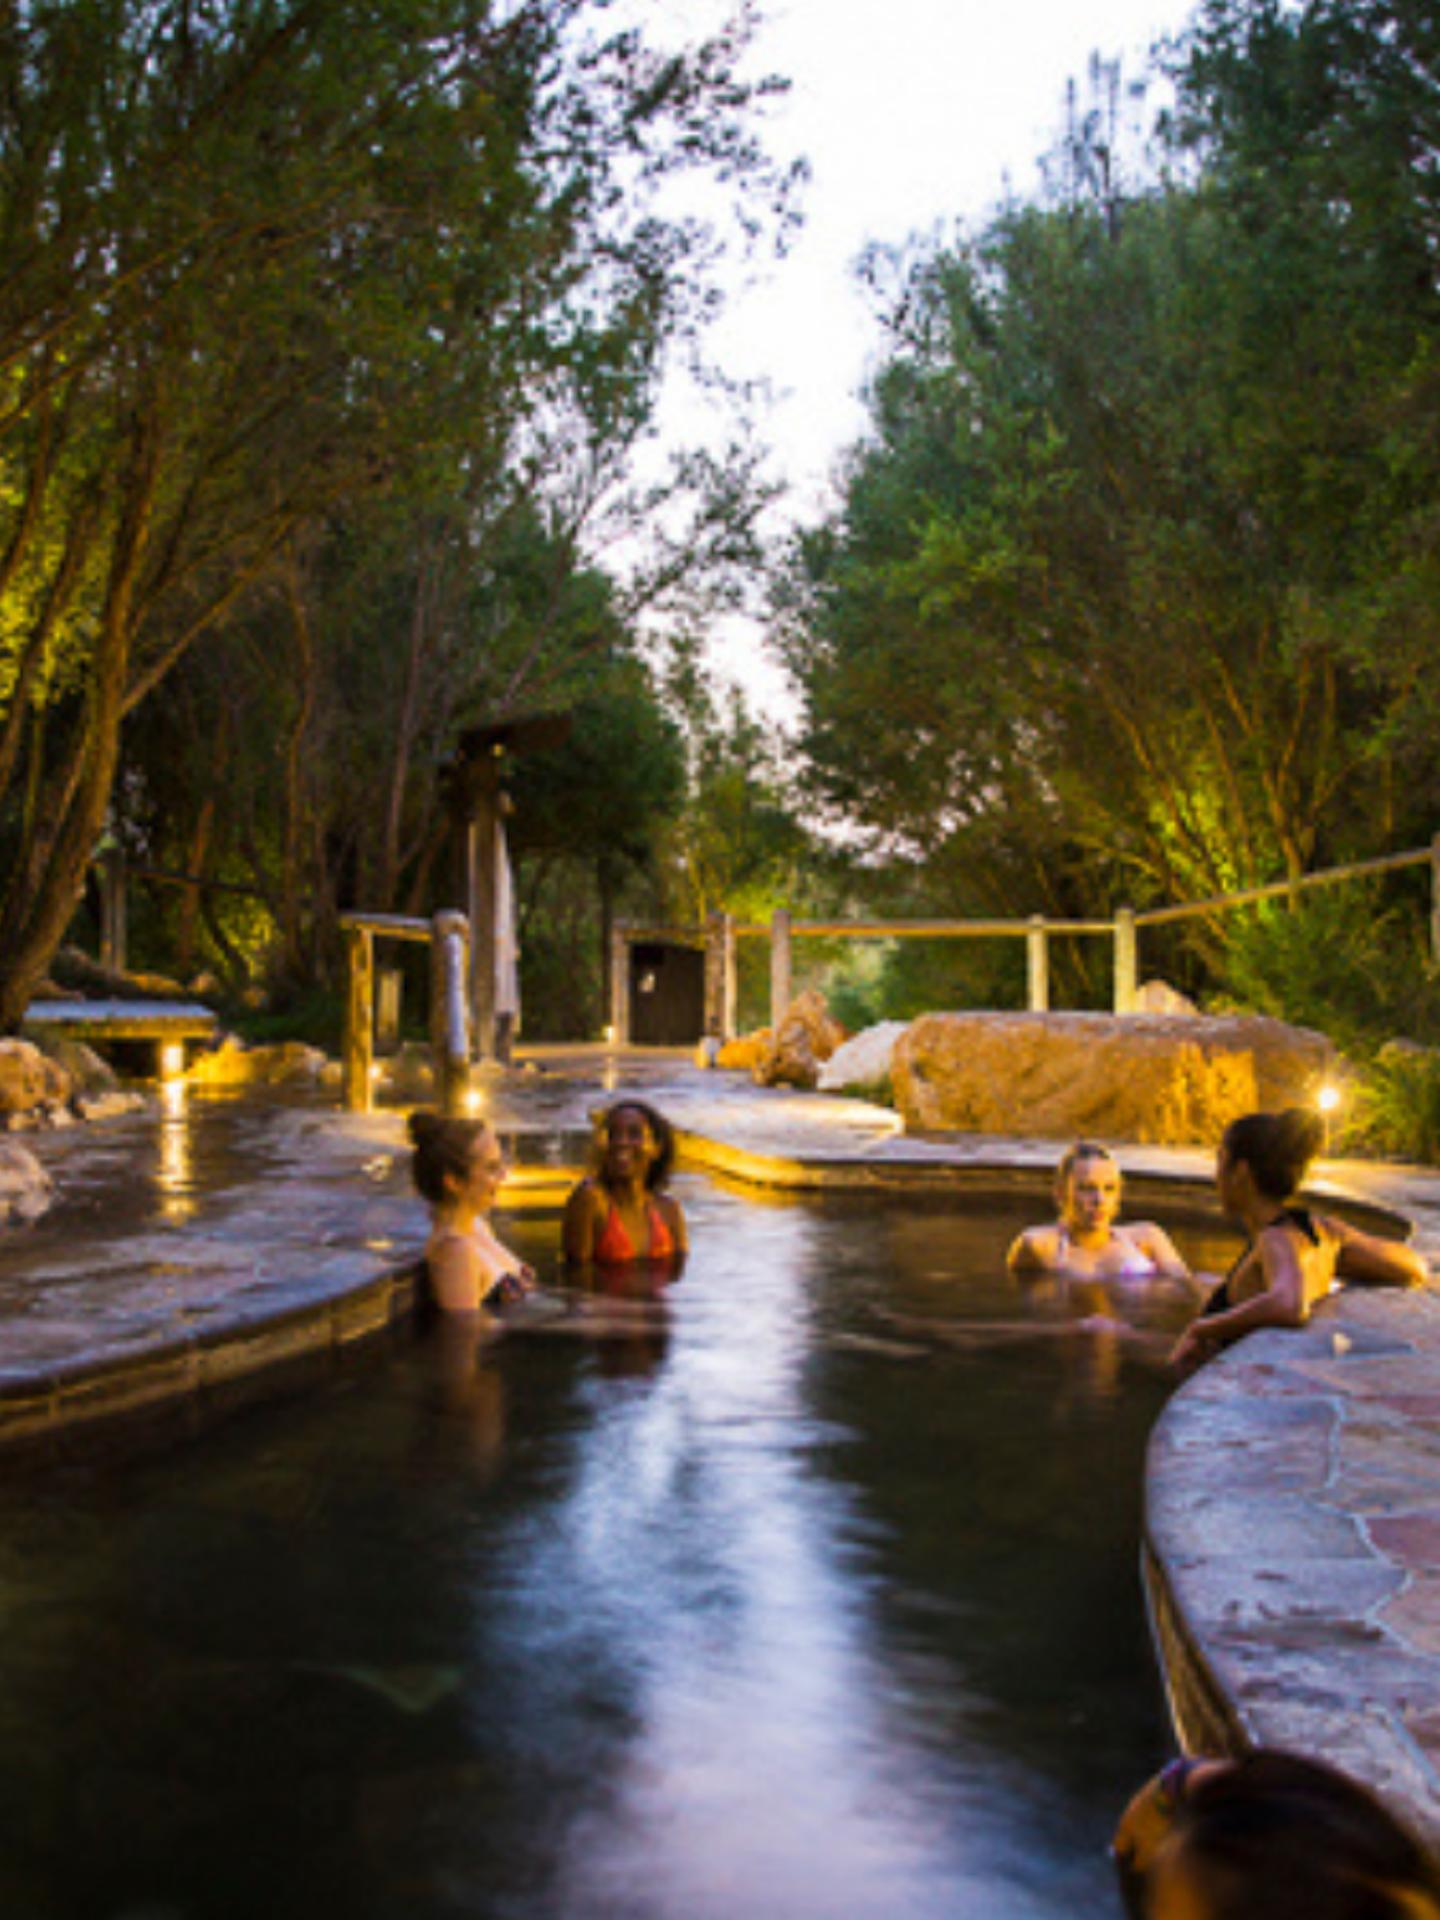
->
377, 1042, 435, 1095
184, 1038, 329, 1086
817, 1021, 910, 1094
717, 1030, 772, 1071
30, 1035, 119, 1093
753, 990, 849, 1090
0, 1039, 73, 1116
0, 1139, 53, 1225
892, 1011, 1330, 1146
1133, 978, 1200, 1017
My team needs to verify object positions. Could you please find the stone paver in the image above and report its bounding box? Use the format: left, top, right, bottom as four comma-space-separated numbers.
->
6, 1043, 1440, 1851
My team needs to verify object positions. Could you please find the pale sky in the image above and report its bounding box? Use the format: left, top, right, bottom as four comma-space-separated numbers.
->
636, 0, 1206, 703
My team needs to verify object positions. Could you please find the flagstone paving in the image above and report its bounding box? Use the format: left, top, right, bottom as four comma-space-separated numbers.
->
6, 1043, 1440, 1849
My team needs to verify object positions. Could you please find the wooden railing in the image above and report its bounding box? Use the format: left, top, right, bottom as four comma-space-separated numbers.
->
338, 911, 471, 1114
609, 834, 1440, 1042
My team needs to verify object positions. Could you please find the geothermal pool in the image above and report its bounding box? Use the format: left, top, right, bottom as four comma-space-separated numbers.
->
0, 1144, 1227, 1919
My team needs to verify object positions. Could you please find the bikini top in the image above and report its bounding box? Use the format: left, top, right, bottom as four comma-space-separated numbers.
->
1202, 1206, 1320, 1317
1055, 1226, 1158, 1279
427, 1224, 525, 1307
594, 1197, 677, 1265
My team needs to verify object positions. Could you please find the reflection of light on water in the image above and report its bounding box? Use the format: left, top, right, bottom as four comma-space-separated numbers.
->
158, 1079, 197, 1221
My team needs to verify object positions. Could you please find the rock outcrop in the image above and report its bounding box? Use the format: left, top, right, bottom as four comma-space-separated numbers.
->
892, 1011, 1330, 1146
0, 1140, 53, 1225
184, 1039, 329, 1087
752, 990, 848, 1090
0, 1039, 73, 1117
817, 1021, 910, 1094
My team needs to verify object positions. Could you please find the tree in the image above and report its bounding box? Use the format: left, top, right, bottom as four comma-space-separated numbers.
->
0, 0, 802, 1029
777, 19, 1440, 1008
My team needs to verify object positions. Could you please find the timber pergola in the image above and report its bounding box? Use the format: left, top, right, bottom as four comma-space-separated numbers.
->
609, 834, 1440, 1045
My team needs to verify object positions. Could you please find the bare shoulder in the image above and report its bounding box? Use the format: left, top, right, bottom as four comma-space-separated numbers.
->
427, 1232, 486, 1313
1131, 1220, 1189, 1269
1007, 1224, 1060, 1270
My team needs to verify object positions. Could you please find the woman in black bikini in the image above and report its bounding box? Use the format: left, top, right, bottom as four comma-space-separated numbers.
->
1170, 1108, 1428, 1376
409, 1112, 534, 1316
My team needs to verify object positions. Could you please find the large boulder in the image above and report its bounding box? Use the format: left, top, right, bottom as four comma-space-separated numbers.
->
817, 1021, 910, 1094
0, 1039, 72, 1116
753, 990, 848, 1090
892, 1011, 1331, 1146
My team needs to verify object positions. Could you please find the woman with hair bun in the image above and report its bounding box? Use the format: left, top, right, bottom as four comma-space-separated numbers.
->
1170, 1107, 1428, 1375
407, 1111, 533, 1315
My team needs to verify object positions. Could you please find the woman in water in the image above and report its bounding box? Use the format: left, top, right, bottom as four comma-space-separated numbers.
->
1170, 1107, 1429, 1375
563, 1098, 688, 1269
1111, 1747, 1440, 1919
408, 1111, 533, 1315
1007, 1141, 1192, 1286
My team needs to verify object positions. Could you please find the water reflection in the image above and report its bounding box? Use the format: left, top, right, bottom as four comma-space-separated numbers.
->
157, 1077, 197, 1222
0, 1167, 1188, 1919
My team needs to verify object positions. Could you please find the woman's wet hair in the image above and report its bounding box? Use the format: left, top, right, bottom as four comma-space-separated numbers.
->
1057, 1140, 1119, 1190
408, 1111, 492, 1206
593, 1099, 676, 1192
1222, 1108, 1324, 1202
1160, 1749, 1440, 1920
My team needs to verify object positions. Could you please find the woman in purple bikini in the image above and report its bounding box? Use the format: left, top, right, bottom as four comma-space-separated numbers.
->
1008, 1141, 1192, 1287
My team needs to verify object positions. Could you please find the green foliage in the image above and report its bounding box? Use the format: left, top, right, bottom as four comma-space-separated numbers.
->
0, 0, 802, 1031
778, 7, 1440, 1039
1205, 884, 1440, 1056
1349, 1046, 1440, 1167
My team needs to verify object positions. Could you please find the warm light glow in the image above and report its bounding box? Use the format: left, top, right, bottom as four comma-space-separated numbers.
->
1317, 1083, 1343, 1114
160, 1041, 186, 1081
464, 1087, 485, 1114
158, 1087, 195, 1221
603, 1024, 616, 1044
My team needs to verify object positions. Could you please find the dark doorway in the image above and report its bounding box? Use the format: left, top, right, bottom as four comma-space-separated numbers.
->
628, 941, 705, 1045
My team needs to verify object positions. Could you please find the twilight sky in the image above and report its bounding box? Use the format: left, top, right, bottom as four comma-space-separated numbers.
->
639, 0, 1207, 702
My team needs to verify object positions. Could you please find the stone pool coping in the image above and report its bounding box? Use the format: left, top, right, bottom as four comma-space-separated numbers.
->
8, 1050, 1440, 1852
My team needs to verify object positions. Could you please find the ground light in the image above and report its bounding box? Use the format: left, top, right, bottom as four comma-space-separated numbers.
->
1317, 1081, 1343, 1152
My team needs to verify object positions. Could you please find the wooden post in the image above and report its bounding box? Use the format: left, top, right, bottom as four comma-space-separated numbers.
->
98, 845, 127, 973
704, 912, 736, 1040
771, 908, 792, 1030
430, 911, 471, 1115
1027, 915, 1049, 1012
610, 922, 629, 1043
1114, 907, 1138, 1015
467, 750, 502, 1062
342, 924, 374, 1112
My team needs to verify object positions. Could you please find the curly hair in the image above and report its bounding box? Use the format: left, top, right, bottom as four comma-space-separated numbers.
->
592, 1099, 676, 1192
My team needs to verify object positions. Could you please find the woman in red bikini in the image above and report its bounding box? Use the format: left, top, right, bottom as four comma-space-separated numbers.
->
563, 1099, 688, 1270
